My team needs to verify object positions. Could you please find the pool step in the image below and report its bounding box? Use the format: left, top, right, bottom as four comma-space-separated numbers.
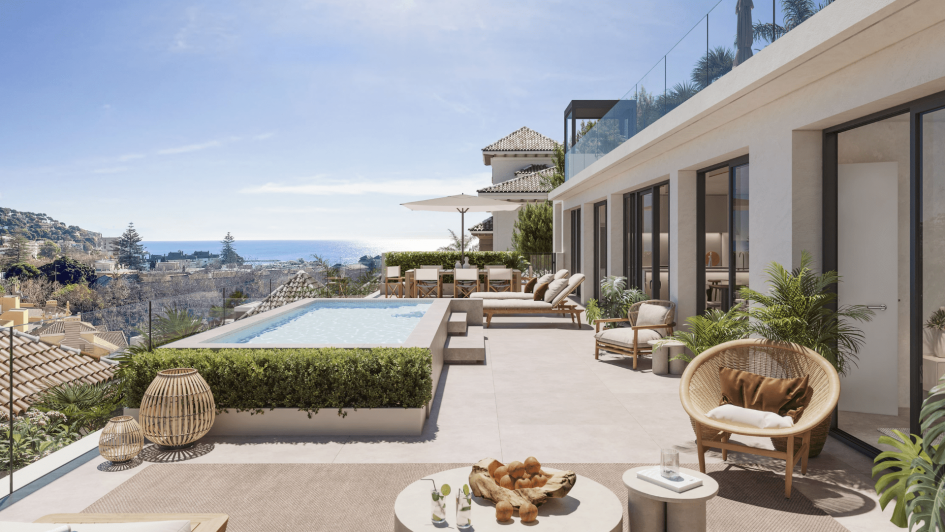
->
444, 325, 485, 364
448, 312, 467, 335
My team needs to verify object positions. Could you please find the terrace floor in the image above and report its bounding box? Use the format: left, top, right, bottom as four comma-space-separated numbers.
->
0, 310, 895, 531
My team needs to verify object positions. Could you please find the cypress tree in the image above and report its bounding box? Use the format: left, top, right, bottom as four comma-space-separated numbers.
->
116, 223, 145, 270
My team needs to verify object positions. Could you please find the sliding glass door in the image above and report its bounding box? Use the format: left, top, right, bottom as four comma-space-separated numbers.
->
696, 156, 749, 315
570, 208, 581, 297
624, 183, 670, 299
593, 201, 607, 300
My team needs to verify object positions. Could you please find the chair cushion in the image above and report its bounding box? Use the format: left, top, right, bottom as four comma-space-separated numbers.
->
469, 292, 533, 300
719, 367, 813, 422
536, 273, 555, 286
543, 279, 568, 303
483, 299, 553, 310
524, 278, 537, 293
553, 269, 569, 279
706, 404, 794, 429
533, 282, 551, 301
595, 327, 663, 348
636, 303, 670, 326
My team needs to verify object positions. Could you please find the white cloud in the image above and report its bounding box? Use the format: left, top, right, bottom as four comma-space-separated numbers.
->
92, 166, 129, 174
254, 132, 276, 140
157, 136, 239, 155
116, 153, 145, 162
240, 173, 490, 197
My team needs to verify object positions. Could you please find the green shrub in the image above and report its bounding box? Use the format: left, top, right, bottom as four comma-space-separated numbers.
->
121, 347, 433, 416
383, 251, 527, 272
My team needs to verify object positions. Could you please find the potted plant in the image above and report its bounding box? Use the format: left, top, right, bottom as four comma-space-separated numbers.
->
663, 303, 749, 370
590, 276, 648, 329
924, 308, 945, 358
738, 251, 873, 457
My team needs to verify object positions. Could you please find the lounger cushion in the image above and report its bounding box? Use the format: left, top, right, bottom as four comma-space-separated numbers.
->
595, 327, 663, 348
524, 278, 537, 293
636, 303, 671, 327
543, 279, 568, 303
706, 404, 794, 429
553, 269, 569, 279
533, 282, 551, 301
536, 273, 554, 286
469, 292, 532, 300
483, 300, 553, 310
719, 367, 813, 422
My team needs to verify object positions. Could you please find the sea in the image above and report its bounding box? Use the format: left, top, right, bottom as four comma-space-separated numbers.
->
141, 239, 450, 265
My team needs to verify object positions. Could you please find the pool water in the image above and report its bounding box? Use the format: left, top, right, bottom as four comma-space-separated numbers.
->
209, 300, 433, 344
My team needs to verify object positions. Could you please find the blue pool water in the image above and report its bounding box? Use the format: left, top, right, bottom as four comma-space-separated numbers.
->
209, 300, 433, 344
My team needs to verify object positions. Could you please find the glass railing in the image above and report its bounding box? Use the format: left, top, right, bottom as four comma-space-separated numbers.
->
565, 0, 831, 180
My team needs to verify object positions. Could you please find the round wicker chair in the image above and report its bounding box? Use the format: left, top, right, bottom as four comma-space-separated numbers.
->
679, 339, 840, 498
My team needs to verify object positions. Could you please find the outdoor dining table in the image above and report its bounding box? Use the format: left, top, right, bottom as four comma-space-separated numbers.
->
403, 269, 522, 297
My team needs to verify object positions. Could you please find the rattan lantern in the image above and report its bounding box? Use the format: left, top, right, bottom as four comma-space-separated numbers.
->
99, 416, 144, 463
139, 368, 215, 449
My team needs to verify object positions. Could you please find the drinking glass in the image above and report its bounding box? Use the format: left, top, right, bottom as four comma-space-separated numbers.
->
456, 490, 472, 529
661, 448, 680, 479
431, 488, 446, 525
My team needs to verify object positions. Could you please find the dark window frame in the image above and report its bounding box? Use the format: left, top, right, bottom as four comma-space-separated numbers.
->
593, 200, 608, 300
623, 181, 670, 300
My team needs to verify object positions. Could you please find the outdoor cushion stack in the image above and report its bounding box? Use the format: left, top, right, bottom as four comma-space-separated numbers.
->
705, 367, 814, 429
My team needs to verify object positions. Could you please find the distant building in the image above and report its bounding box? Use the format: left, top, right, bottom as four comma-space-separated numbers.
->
30, 316, 128, 360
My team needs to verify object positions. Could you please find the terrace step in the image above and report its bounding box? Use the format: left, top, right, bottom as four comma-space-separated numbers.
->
444, 325, 485, 364
447, 312, 467, 335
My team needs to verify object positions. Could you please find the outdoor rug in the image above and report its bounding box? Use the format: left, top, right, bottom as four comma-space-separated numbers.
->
84, 462, 848, 532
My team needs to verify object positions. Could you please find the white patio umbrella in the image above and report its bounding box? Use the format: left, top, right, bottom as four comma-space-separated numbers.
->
401, 193, 522, 264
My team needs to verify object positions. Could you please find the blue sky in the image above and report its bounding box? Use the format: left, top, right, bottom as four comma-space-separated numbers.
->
0, 0, 725, 241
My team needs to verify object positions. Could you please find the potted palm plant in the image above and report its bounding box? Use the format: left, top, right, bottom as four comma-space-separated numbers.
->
738, 251, 873, 457
924, 308, 945, 358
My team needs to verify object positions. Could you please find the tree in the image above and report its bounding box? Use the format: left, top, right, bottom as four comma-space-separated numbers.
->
4, 262, 41, 280
438, 229, 478, 252
753, 0, 835, 46
39, 257, 97, 285
116, 223, 145, 270
5, 231, 30, 264
691, 46, 735, 90
539, 144, 566, 192
220, 232, 243, 266
38, 240, 60, 260
511, 202, 553, 255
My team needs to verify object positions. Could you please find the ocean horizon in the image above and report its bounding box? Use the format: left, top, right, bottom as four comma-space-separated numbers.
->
141, 239, 451, 264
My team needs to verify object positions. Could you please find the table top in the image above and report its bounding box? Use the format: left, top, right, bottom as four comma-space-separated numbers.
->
394, 466, 622, 532
622, 466, 719, 503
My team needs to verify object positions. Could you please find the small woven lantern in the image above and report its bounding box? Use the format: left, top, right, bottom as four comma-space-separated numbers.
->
99, 416, 144, 463
139, 368, 215, 449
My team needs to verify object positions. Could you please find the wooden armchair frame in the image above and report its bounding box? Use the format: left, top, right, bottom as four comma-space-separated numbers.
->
453, 269, 480, 298
383, 266, 405, 298
593, 300, 676, 369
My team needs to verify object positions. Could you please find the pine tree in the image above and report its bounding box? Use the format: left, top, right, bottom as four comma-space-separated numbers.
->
220, 232, 243, 266
7, 231, 30, 264
511, 202, 553, 255
116, 223, 145, 270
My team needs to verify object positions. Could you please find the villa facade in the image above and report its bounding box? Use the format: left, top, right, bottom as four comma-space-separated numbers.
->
551, 0, 945, 456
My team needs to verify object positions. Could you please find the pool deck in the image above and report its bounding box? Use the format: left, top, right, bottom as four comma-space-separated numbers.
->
0, 308, 895, 531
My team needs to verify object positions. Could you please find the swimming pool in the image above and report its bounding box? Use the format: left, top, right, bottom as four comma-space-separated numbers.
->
207, 300, 434, 344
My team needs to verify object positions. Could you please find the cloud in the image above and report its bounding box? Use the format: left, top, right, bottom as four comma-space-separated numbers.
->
240, 173, 490, 197
157, 136, 239, 155
254, 132, 276, 141
116, 153, 145, 162
170, 7, 236, 53
92, 166, 129, 174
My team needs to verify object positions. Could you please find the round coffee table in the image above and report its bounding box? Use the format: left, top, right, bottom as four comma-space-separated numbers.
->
622, 466, 718, 532
394, 466, 622, 531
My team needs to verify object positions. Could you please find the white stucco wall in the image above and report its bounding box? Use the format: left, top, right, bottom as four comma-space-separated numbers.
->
492, 210, 518, 251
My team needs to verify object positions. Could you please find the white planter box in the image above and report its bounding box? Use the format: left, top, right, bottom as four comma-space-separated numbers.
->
924, 329, 945, 358
124, 406, 427, 437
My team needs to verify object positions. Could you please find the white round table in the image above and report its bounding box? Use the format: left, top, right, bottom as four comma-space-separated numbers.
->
394, 466, 622, 531
622, 466, 719, 532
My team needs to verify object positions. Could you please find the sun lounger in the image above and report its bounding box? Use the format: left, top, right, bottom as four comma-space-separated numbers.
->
483, 274, 584, 328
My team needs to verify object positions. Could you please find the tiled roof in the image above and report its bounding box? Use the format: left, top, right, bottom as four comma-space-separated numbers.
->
241, 270, 323, 319
482, 127, 558, 152
95, 331, 128, 349
468, 216, 493, 233
0, 329, 115, 415
32, 320, 96, 336
478, 167, 555, 194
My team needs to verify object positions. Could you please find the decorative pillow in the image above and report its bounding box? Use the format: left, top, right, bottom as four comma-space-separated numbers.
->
524, 278, 538, 293
553, 269, 569, 279
543, 279, 569, 303
533, 282, 550, 301
635, 303, 670, 326
536, 273, 554, 286
706, 404, 794, 429
719, 367, 813, 422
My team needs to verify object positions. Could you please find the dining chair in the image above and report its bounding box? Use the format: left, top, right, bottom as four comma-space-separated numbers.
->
487, 268, 512, 293
384, 266, 405, 298
453, 268, 479, 298
420, 265, 442, 269
485, 264, 506, 270
415, 268, 440, 298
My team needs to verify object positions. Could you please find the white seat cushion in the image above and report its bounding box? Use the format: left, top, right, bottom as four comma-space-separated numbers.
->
636, 303, 670, 326
469, 292, 533, 300
706, 404, 794, 429
553, 269, 569, 279
595, 327, 664, 348
0, 525, 70, 532
543, 279, 569, 303
483, 300, 553, 310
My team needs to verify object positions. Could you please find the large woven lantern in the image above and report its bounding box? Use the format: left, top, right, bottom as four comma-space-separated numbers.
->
139, 368, 215, 449
99, 416, 144, 463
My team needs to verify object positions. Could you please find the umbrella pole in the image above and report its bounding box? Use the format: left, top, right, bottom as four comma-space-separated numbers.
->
460, 209, 465, 265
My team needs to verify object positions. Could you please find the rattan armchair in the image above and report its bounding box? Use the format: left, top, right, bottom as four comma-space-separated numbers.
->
594, 300, 676, 369
679, 339, 840, 498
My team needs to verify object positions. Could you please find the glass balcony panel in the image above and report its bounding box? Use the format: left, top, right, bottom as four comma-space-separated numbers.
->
706, 0, 738, 87
750, 0, 776, 56
637, 56, 666, 134
666, 15, 708, 114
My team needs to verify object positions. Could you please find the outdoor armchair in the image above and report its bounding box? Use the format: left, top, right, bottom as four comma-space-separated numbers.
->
414, 268, 440, 298
453, 268, 479, 298
679, 339, 840, 498
594, 300, 676, 369
384, 266, 405, 298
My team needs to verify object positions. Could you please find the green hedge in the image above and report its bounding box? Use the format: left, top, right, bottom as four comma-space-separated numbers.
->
121, 347, 433, 416
383, 251, 527, 272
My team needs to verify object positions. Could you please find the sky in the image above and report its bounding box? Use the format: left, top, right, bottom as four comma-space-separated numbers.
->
0, 0, 725, 241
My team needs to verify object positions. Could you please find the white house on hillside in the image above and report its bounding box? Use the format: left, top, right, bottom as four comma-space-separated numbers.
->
471, 126, 557, 251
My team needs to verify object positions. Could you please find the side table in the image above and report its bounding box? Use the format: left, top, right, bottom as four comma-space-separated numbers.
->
622, 466, 719, 532
648, 339, 685, 376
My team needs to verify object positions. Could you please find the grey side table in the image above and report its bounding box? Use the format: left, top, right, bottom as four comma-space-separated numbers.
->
648, 339, 685, 376
622, 466, 719, 532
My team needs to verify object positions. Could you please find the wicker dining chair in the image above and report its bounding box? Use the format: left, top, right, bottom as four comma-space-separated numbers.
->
594, 300, 676, 369
453, 268, 479, 298
679, 339, 840, 498
487, 268, 512, 293
384, 266, 405, 298
414, 268, 440, 298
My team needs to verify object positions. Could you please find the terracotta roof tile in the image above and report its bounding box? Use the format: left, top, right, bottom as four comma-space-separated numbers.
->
240, 271, 323, 319
477, 167, 555, 194
468, 216, 493, 233
482, 127, 558, 152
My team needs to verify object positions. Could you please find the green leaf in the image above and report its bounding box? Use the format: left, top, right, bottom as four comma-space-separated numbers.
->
873, 432, 926, 528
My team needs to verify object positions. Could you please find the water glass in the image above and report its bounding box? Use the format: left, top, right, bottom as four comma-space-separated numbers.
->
431, 489, 446, 525
455, 491, 472, 529
661, 448, 680, 479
